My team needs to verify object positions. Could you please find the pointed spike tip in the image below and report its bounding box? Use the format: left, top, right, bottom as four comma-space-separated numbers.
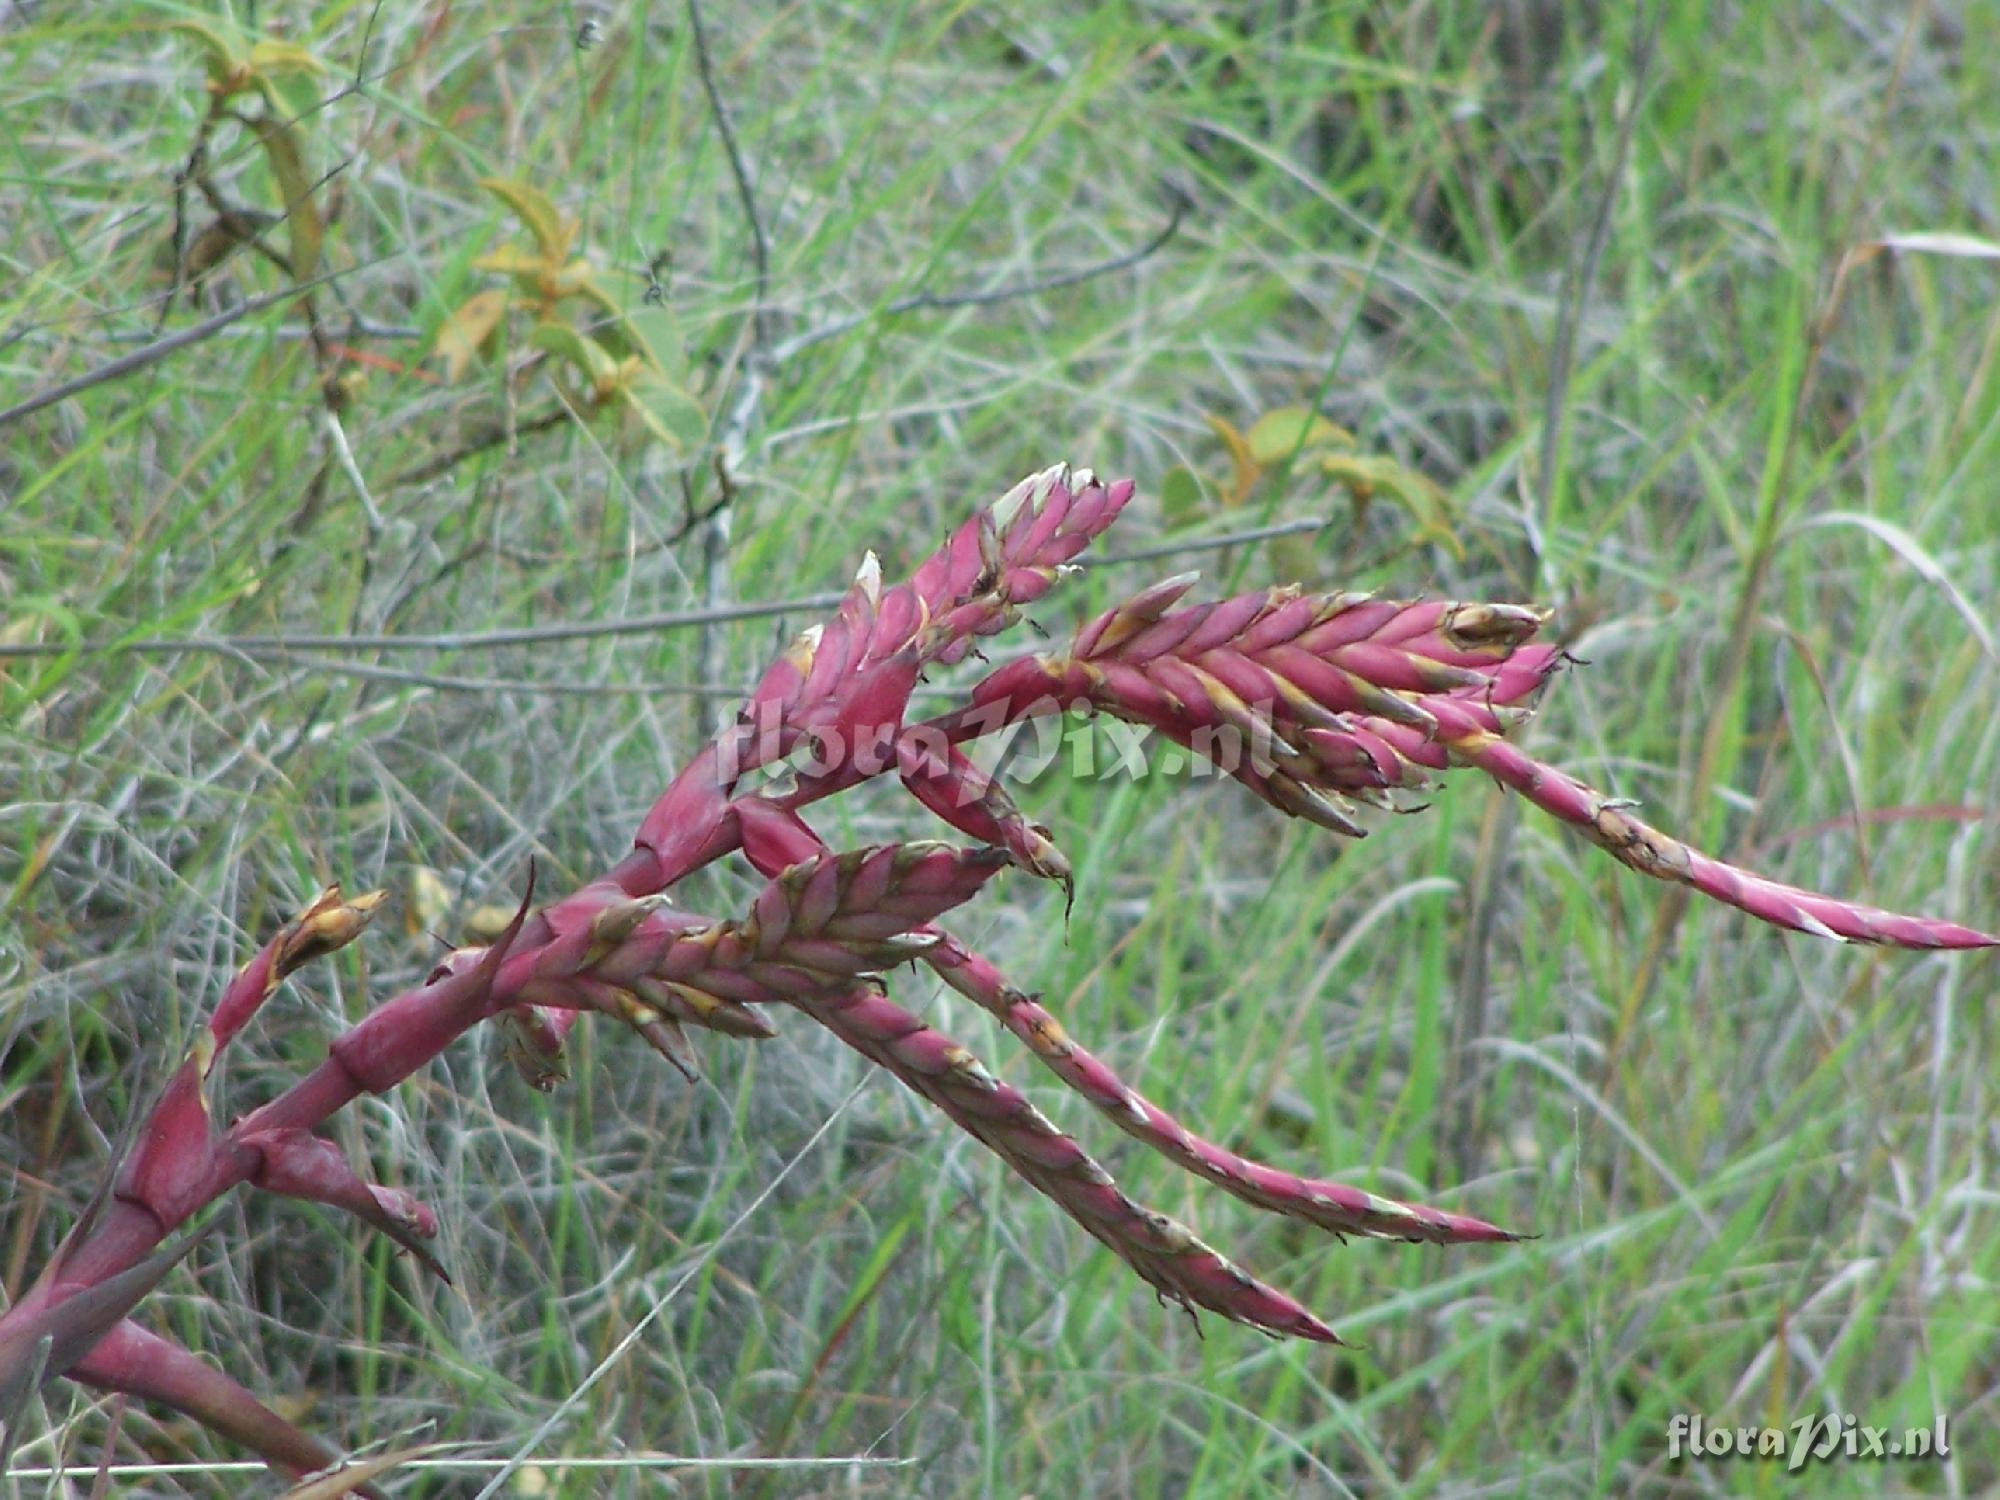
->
852, 549, 883, 603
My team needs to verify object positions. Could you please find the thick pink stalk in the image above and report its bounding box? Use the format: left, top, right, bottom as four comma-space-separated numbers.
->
71, 1323, 376, 1493
4, 847, 1004, 1481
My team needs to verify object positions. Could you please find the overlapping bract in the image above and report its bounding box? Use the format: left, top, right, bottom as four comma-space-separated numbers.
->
961, 580, 1996, 947
729, 465, 1135, 773
5, 463, 1991, 1485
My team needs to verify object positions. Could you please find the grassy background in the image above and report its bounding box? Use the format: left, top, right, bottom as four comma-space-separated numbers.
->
4, 1, 1998, 1495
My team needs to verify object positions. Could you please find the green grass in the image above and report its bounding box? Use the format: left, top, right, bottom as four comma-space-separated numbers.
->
4, 1, 1998, 1495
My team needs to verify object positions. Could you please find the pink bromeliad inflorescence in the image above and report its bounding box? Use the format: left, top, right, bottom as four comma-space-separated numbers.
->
3, 466, 1992, 1487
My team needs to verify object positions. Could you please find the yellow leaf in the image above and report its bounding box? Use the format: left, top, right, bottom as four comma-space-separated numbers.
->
405, 866, 454, 937
472, 244, 548, 279
248, 113, 322, 279
478, 176, 573, 263
1319, 454, 1464, 559
433, 288, 509, 382
170, 18, 250, 91
465, 904, 520, 942
247, 39, 330, 77
1245, 406, 1356, 466
1204, 414, 1260, 508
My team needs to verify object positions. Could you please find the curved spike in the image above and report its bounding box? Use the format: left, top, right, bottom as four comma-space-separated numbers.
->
925, 935, 1522, 1245
948, 578, 1993, 951
1450, 732, 2000, 948
788, 982, 1341, 1343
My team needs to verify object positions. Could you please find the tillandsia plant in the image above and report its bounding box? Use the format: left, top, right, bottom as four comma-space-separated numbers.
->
2, 466, 1993, 1487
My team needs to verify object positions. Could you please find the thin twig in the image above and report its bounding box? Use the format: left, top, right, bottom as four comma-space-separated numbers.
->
389, 405, 573, 490
0, 516, 1332, 662
767, 191, 1187, 366
683, 0, 773, 734
263, 658, 759, 697
353, 0, 387, 89
671, 464, 734, 545
321, 408, 385, 529
0, 595, 847, 661
0, 271, 353, 431
19, 316, 423, 350
684, 0, 770, 342
157, 111, 218, 331
269, 657, 984, 699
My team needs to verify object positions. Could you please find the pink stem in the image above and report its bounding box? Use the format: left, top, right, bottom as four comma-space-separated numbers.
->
72, 1323, 383, 1497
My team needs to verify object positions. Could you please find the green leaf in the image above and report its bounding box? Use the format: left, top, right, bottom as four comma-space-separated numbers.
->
251, 64, 324, 125
1159, 465, 1205, 532
615, 305, 686, 377
622, 370, 707, 453
528, 320, 620, 390
3, 594, 83, 650
1246, 406, 1356, 466
478, 176, 572, 263
433, 288, 510, 382
549, 260, 622, 317
1268, 532, 1321, 583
